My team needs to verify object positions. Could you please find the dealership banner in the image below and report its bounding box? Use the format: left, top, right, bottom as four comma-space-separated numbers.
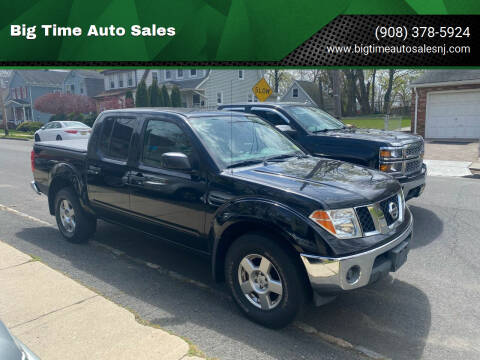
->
1, 0, 480, 65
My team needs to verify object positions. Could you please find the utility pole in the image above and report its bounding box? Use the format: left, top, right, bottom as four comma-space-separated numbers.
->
0, 88, 8, 136
331, 70, 342, 119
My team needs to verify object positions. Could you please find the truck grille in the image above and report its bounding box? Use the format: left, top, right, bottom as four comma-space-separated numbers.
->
379, 194, 399, 225
405, 159, 423, 175
356, 206, 376, 233
355, 192, 404, 236
405, 142, 423, 158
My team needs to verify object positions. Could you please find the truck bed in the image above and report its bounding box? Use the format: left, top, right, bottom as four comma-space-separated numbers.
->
35, 139, 89, 153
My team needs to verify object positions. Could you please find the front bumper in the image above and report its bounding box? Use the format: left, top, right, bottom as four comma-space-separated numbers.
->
300, 212, 413, 293
398, 164, 427, 200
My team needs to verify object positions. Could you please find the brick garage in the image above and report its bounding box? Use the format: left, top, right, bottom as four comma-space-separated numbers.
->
411, 70, 480, 140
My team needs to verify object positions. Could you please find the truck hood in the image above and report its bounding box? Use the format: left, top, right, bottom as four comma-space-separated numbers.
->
319, 127, 422, 146
229, 156, 400, 209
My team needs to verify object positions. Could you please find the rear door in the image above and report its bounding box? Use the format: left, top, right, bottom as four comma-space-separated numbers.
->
86, 116, 137, 214
129, 117, 208, 251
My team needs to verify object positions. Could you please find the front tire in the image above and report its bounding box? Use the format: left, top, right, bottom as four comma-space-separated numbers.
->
34, 134, 41, 142
225, 232, 307, 328
56, 135, 62, 141
55, 187, 96, 243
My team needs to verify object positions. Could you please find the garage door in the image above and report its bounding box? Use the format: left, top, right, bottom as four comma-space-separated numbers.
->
426, 90, 480, 139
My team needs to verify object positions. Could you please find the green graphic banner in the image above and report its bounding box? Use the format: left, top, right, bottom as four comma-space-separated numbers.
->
1, 0, 480, 62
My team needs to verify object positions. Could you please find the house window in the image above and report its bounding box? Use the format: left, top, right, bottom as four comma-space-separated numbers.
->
216, 92, 223, 105
109, 75, 115, 89
118, 73, 124, 88
292, 88, 299, 97
190, 69, 197, 77
20, 87, 23, 98
165, 70, 171, 80
127, 72, 133, 87
177, 69, 183, 78
14, 88, 17, 99
70, 84, 75, 93
25, 87, 28, 98
193, 94, 200, 106
238, 70, 244, 80
152, 71, 158, 83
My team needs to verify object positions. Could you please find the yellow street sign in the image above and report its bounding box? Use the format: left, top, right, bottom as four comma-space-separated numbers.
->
252, 77, 272, 102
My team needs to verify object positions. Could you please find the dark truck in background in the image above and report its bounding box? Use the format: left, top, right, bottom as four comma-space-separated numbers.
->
31, 109, 413, 328
219, 103, 426, 201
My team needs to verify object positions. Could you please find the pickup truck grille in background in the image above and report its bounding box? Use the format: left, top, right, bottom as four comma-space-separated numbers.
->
404, 141, 423, 158
405, 158, 423, 175
356, 206, 376, 233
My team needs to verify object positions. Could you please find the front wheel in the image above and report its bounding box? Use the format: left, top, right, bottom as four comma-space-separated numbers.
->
56, 135, 62, 141
55, 187, 96, 243
34, 134, 41, 142
225, 232, 307, 328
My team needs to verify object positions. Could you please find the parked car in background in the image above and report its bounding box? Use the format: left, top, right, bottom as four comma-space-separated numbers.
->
219, 103, 426, 201
0, 319, 39, 360
34, 121, 91, 142
31, 109, 413, 328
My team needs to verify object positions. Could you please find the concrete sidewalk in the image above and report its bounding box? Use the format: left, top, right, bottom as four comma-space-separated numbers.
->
0, 241, 201, 360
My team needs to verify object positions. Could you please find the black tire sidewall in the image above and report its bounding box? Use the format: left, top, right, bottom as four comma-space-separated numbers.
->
55, 188, 94, 243
225, 233, 306, 328
34, 134, 40, 142
56, 135, 62, 141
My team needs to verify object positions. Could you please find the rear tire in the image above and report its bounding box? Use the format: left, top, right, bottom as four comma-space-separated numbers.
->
54, 187, 96, 243
34, 134, 40, 142
225, 232, 307, 328
56, 135, 62, 141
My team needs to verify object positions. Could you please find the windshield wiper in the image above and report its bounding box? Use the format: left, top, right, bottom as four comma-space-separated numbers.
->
265, 153, 306, 162
225, 159, 265, 169
312, 127, 344, 133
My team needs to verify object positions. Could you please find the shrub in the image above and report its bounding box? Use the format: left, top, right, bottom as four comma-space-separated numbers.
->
83, 113, 98, 127
16, 121, 43, 133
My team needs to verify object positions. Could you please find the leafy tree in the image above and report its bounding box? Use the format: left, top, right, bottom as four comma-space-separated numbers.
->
170, 86, 182, 107
161, 85, 171, 107
135, 80, 149, 107
148, 81, 162, 107
125, 91, 134, 108
34, 93, 96, 115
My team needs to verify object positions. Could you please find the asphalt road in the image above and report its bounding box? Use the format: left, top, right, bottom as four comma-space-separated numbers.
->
1, 139, 479, 360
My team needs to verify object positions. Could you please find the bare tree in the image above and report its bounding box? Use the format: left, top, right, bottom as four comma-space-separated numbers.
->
0, 88, 8, 136
383, 69, 396, 114
371, 69, 376, 112
329, 70, 342, 119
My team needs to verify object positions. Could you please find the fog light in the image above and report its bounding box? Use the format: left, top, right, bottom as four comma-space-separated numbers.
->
346, 265, 361, 284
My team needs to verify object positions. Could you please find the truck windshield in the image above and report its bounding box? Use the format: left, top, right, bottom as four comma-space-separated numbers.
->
189, 115, 303, 168
285, 106, 344, 132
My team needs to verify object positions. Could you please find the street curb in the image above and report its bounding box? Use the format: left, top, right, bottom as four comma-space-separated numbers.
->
0, 136, 32, 142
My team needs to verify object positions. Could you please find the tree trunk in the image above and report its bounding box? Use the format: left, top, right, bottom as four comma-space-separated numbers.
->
355, 70, 370, 114
274, 70, 280, 93
318, 77, 325, 109
0, 89, 9, 136
383, 69, 395, 114
330, 70, 342, 119
343, 70, 357, 116
371, 70, 376, 112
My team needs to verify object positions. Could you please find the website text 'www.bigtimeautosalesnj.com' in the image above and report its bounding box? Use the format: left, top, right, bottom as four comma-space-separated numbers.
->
326, 43, 471, 56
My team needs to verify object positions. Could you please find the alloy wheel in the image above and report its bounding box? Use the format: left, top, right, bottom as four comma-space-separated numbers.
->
237, 254, 283, 310
59, 199, 76, 233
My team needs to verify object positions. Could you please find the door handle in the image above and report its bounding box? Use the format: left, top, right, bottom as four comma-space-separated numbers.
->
87, 165, 101, 175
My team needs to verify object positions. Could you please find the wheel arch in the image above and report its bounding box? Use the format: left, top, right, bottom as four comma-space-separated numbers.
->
210, 199, 320, 284
47, 163, 86, 215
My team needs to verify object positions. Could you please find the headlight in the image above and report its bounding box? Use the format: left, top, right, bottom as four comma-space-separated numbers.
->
379, 148, 403, 159
309, 208, 361, 239
379, 161, 403, 173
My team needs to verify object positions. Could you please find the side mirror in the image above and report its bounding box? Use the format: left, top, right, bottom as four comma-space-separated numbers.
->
161, 152, 191, 171
275, 124, 297, 135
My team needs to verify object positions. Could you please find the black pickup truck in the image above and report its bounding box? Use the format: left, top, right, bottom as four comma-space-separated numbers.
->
31, 109, 413, 328
219, 103, 426, 201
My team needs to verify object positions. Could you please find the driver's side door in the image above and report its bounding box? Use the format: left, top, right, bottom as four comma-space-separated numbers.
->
128, 117, 208, 251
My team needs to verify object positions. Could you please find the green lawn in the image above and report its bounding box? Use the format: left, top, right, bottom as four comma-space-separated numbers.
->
0, 130, 34, 140
342, 116, 411, 130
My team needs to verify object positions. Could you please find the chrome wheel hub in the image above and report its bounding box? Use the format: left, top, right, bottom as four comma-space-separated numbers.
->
59, 199, 76, 233
238, 254, 283, 310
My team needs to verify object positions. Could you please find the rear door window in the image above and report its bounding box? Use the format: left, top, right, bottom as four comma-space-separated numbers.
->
251, 109, 289, 126
99, 117, 136, 161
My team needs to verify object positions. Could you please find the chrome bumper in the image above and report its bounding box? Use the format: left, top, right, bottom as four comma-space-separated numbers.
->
301, 212, 413, 292
30, 180, 41, 195
400, 164, 427, 199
